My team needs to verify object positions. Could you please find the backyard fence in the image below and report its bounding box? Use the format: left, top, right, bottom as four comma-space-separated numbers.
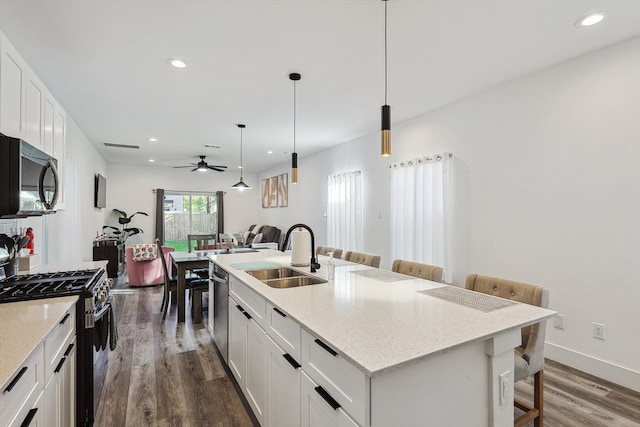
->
164, 212, 217, 241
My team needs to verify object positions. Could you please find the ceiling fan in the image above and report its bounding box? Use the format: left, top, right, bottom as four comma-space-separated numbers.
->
173, 155, 227, 172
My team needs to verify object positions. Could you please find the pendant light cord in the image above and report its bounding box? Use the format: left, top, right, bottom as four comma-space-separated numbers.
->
384, 0, 388, 105
293, 79, 297, 153
240, 127, 243, 177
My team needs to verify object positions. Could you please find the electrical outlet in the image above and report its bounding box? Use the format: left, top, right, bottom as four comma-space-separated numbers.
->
554, 314, 565, 330
499, 371, 511, 406
593, 322, 606, 340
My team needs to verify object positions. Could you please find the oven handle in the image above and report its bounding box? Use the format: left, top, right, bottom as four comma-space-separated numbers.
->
86, 300, 111, 329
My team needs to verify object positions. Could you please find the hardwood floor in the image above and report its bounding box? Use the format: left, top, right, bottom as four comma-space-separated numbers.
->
98, 276, 640, 426
95, 278, 257, 427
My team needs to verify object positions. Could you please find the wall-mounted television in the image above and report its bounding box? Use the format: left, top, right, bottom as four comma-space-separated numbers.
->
95, 174, 107, 208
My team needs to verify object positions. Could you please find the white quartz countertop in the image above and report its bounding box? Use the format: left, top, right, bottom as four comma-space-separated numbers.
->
0, 296, 78, 390
210, 250, 556, 377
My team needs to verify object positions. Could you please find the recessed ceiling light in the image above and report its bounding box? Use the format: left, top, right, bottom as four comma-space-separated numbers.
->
168, 58, 186, 68
148, 137, 157, 142
577, 12, 606, 27
148, 159, 155, 162
266, 150, 273, 155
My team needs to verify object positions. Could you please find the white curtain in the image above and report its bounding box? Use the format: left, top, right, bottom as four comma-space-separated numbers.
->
327, 170, 363, 252
390, 153, 453, 282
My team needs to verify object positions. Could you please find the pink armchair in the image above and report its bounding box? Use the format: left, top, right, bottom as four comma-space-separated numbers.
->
126, 245, 175, 287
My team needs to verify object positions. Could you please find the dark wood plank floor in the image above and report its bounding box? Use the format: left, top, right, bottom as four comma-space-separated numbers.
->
98, 275, 640, 426
95, 277, 257, 427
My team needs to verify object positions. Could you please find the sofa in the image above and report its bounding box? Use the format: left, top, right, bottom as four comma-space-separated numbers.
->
245, 225, 282, 247
126, 245, 174, 287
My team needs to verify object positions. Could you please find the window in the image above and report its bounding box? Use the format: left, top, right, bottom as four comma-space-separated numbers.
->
163, 192, 218, 251
390, 153, 453, 282
327, 170, 363, 252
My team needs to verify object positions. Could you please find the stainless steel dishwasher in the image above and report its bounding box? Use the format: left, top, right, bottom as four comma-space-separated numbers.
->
210, 263, 229, 363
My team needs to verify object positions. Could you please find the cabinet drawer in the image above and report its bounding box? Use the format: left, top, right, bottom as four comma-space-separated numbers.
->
230, 276, 266, 329
44, 308, 75, 382
266, 302, 301, 362
301, 329, 367, 427
301, 370, 360, 427
0, 345, 44, 424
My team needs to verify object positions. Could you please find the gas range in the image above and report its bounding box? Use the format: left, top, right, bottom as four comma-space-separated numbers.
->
0, 268, 107, 305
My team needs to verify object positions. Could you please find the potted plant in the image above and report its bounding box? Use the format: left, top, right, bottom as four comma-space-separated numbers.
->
103, 209, 148, 244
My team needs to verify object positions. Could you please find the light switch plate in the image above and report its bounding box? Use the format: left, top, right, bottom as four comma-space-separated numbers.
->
499, 371, 511, 406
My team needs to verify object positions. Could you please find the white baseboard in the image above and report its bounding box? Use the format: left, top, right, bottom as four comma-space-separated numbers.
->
545, 342, 640, 392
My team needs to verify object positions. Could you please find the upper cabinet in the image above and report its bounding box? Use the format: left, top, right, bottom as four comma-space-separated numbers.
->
0, 32, 27, 139
1, 30, 67, 209
25, 71, 45, 149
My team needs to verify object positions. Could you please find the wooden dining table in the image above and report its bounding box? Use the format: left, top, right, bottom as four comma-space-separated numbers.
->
169, 251, 210, 322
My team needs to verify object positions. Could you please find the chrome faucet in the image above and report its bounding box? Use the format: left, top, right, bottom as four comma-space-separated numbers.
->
281, 223, 321, 273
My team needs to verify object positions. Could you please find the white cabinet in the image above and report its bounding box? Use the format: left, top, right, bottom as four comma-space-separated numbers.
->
228, 297, 248, 387
245, 317, 268, 425
8, 390, 46, 427
0, 344, 44, 426
43, 95, 54, 154
301, 329, 367, 427
228, 294, 268, 426
25, 71, 45, 149
43, 307, 76, 427
0, 31, 27, 138
301, 370, 359, 427
266, 301, 301, 362
267, 335, 301, 427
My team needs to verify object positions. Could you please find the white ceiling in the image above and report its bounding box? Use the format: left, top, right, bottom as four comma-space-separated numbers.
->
1, 0, 640, 174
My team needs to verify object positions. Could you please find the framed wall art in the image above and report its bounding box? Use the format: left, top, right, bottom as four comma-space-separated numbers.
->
278, 173, 288, 207
261, 179, 270, 208
269, 176, 278, 207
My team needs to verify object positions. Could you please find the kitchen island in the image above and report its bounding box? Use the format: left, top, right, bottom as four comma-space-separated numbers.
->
209, 250, 556, 427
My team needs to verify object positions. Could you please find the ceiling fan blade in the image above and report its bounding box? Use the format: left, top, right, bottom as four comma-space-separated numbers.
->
207, 165, 227, 170
211, 167, 225, 172
191, 167, 198, 172
173, 165, 194, 168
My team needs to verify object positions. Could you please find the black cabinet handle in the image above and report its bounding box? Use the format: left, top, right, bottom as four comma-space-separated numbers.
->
54, 357, 66, 373
59, 313, 71, 324
4, 366, 28, 392
314, 338, 338, 357
235, 304, 244, 312
242, 311, 252, 320
64, 343, 75, 357
315, 386, 341, 410
21, 407, 38, 427
283, 353, 301, 369
273, 307, 286, 317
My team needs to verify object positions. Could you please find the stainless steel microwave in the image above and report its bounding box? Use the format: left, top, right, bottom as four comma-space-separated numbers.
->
0, 134, 59, 218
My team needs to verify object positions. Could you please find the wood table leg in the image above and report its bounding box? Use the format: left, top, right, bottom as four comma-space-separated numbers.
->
177, 265, 186, 322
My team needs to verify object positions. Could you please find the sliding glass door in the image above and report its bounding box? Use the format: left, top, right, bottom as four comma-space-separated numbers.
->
163, 192, 218, 251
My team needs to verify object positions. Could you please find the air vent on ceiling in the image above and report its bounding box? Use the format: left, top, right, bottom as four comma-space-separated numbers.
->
203, 144, 221, 149
104, 142, 140, 149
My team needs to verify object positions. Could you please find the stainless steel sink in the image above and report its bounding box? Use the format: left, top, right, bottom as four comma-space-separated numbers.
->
263, 275, 328, 288
246, 267, 304, 280
245, 267, 327, 288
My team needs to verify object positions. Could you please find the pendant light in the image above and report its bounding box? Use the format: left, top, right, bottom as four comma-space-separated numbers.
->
290, 72, 301, 184
380, 0, 391, 157
231, 124, 251, 190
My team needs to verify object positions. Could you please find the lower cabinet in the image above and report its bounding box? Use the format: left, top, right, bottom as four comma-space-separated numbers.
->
300, 370, 359, 427
44, 338, 76, 427
228, 296, 268, 426
267, 335, 301, 427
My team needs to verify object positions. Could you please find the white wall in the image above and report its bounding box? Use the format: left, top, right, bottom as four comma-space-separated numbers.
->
259, 36, 640, 390
14, 115, 109, 265
105, 164, 260, 245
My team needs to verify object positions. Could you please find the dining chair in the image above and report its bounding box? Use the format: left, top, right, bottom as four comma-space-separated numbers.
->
187, 234, 217, 252
465, 273, 549, 427
391, 259, 443, 282
316, 246, 343, 259
344, 251, 381, 268
156, 238, 204, 319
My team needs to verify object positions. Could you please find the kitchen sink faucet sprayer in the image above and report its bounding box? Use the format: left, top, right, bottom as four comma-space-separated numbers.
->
281, 224, 321, 273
